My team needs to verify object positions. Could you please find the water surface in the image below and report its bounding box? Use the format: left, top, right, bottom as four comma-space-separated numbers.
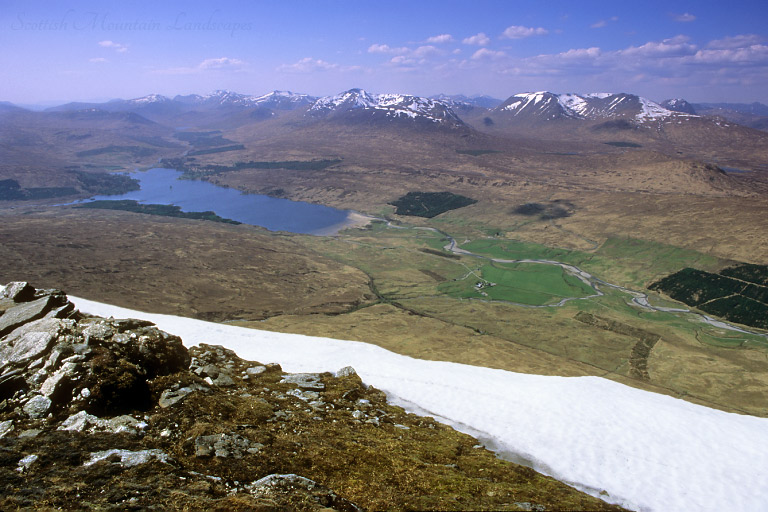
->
85, 168, 354, 235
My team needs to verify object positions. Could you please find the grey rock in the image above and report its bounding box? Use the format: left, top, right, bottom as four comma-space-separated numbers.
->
106, 415, 148, 434
39, 370, 68, 398
1, 282, 35, 302
0, 318, 65, 367
81, 321, 115, 344
42, 347, 65, 372
16, 454, 38, 472
194, 433, 261, 459
23, 394, 51, 418
335, 366, 357, 378
84, 448, 169, 467
246, 473, 363, 511
280, 373, 325, 391
0, 297, 59, 338
0, 419, 13, 438
43, 302, 76, 320
246, 366, 267, 376
18, 429, 41, 438
212, 372, 236, 387
58, 410, 147, 434
513, 502, 547, 511
58, 410, 98, 432
158, 383, 208, 408
287, 389, 320, 401
196, 364, 220, 378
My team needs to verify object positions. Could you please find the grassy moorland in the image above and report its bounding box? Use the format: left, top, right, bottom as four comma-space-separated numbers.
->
251, 219, 768, 417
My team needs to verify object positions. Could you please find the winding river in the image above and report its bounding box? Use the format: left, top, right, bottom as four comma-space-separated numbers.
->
392, 223, 768, 339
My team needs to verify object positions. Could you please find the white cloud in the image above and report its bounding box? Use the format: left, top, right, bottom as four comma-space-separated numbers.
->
620, 35, 696, 58
277, 57, 361, 74
98, 40, 128, 53
590, 16, 618, 29
558, 47, 602, 59
707, 34, 764, 50
426, 34, 453, 44
89, 57, 108, 63
688, 45, 768, 66
198, 57, 244, 70
413, 45, 439, 58
154, 57, 245, 75
471, 48, 506, 60
367, 44, 408, 54
673, 12, 696, 22
501, 25, 548, 39
463, 32, 490, 46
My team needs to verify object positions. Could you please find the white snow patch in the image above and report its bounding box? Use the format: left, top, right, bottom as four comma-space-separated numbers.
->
128, 94, 170, 105
636, 97, 675, 120
308, 89, 459, 124
70, 296, 768, 512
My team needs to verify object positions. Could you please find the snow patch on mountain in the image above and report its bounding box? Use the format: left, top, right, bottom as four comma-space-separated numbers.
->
498, 91, 697, 122
127, 94, 172, 105
172, 90, 314, 109
309, 89, 464, 124
71, 295, 768, 512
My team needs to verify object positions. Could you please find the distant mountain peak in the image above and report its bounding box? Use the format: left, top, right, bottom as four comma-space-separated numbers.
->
127, 93, 171, 105
660, 99, 697, 115
429, 93, 502, 109
495, 91, 695, 122
308, 89, 466, 127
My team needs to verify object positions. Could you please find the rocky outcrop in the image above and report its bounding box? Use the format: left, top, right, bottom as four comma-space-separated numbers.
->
0, 282, 363, 510
0, 282, 625, 511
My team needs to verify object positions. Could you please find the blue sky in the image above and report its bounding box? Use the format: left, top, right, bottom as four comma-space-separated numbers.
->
1, 0, 767, 105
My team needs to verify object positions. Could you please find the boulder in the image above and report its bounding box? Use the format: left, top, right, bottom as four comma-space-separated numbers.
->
23, 394, 52, 418
280, 373, 325, 391
1, 281, 35, 302
0, 296, 61, 337
0, 318, 67, 368
246, 474, 363, 512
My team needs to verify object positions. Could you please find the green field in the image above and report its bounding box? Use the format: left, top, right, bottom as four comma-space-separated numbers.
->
439, 262, 594, 306
459, 236, 723, 288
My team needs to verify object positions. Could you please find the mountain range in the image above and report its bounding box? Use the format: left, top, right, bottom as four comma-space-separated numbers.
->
9, 88, 759, 134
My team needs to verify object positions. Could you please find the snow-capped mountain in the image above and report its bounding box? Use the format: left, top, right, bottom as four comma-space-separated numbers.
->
126, 93, 173, 105
660, 98, 697, 115
494, 91, 695, 122
173, 90, 315, 110
430, 93, 502, 109
308, 88, 466, 128
249, 90, 316, 110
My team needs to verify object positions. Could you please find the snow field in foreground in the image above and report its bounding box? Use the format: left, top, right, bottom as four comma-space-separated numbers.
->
71, 296, 768, 512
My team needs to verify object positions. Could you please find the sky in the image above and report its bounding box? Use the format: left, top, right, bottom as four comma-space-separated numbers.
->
1, 0, 767, 106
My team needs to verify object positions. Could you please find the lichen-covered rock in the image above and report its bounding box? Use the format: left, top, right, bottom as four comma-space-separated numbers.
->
281, 373, 325, 391
246, 474, 363, 512
0, 295, 70, 338
194, 432, 263, 459
23, 395, 51, 419
0, 281, 35, 302
0, 318, 68, 367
